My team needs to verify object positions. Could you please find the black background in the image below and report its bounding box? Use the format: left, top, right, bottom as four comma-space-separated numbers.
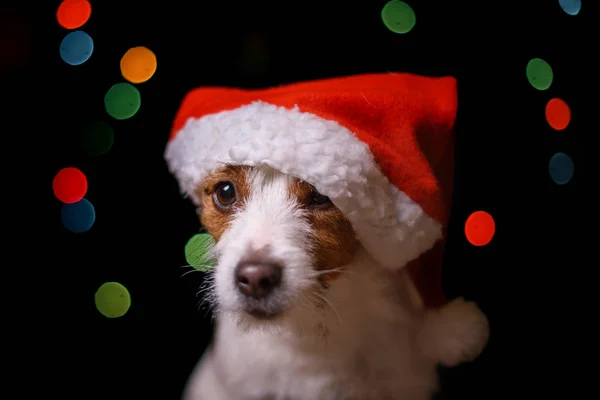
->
3, 0, 590, 398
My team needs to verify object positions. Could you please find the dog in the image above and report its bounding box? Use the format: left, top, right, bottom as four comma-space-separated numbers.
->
182, 164, 489, 400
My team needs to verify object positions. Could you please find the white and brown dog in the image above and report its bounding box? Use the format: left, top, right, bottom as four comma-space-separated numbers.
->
165, 74, 490, 399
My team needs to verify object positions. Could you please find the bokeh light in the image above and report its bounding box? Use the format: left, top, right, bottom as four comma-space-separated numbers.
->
59, 30, 93, 65
56, 0, 92, 30
104, 82, 141, 120
185, 233, 217, 271
79, 121, 114, 156
53, 167, 88, 204
120, 46, 157, 84
549, 152, 574, 185
526, 58, 553, 91
545, 98, 571, 131
61, 198, 96, 233
465, 211, 495, 247
558, 0, 581, 16
381, 1, 416, 34
95, 282, 131, 318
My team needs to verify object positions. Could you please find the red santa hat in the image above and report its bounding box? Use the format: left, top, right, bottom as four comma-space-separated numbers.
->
165, 73, 458, 308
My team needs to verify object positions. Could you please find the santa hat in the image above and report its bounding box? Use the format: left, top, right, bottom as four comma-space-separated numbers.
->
165, 73, 458, 308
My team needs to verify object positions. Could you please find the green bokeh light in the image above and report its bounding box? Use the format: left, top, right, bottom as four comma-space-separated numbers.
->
95, 282, 131, 318
185, 233, 217, 271
526, 58, 553, 90
104, 82, 141, 120
80, 121, 114, 156
381, 1, 416, 34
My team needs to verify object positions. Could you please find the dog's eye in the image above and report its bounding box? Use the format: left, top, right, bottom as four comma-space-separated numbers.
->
309, 191, 332, 208
214, 182, 237, 207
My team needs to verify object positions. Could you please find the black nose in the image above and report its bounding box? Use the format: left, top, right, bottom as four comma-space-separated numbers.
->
235, 262, 282, 299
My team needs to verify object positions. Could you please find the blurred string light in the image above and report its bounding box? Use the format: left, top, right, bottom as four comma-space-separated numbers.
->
53, 167, 88, 204
381, 1, 416, 34
465, 211, 496, 247
185, 233, 217, 271
120, 46, 157, 84
61, 198, 96, 233
56, 0, 91, 29
104, 83, 141, 120
558, 0, 581, 16
79, 121, 115, 156
526, 58, 553, 91
95, 282, 131, 318
59, 30, 93, 65
545, 98, 571, 131
549, 153, 574, 185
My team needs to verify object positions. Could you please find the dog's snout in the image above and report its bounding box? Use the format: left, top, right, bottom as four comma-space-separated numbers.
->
235, 262, 282, 299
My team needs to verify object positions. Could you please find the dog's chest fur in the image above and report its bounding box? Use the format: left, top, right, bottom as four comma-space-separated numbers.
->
212, 317, 435, 400
185, 255, 438, 400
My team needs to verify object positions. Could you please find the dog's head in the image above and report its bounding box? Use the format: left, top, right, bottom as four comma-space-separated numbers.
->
196, 164, 361, 331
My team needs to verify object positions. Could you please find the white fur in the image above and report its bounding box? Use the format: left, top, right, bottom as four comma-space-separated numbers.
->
183, 167, 489, 400
212, 168, 314, 318
165, 101, 442, 271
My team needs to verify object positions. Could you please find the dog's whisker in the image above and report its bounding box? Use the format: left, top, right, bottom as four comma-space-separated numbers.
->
198, 290, 217, 316
309, 268, 342, 276
308, 268, 355, 279
181, 269, 201, 278
200, 300, 215, 318
293, 296, 316, 335
313, 292, 343, 327
197, 283, 216, 299
194, 269, 217, 320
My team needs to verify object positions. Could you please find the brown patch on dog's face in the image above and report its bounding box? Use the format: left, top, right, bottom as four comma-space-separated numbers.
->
197, 165, 359, 284
289, 180, 360, 282
195, 165, 250, 241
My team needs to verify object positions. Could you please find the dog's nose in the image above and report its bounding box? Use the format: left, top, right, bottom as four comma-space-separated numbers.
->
235, 262, 282, 299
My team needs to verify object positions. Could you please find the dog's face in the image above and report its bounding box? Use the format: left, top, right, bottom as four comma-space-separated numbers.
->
197, 164, 360, 331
